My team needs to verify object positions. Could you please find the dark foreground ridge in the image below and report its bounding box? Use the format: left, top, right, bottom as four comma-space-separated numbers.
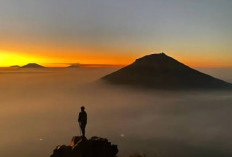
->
102, 53, 232, 89
50, 136, 118, 157
21, 63, 45, 68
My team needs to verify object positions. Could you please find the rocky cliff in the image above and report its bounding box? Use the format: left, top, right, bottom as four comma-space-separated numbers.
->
50, 136, 118, 157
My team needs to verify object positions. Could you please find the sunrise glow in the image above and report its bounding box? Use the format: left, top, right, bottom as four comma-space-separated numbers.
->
0, 51, 49, 67
0, 49, 231, 68
0, 50, 134, 67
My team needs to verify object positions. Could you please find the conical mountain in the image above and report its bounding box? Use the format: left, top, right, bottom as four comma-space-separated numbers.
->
102, 53, 232, 89
21, 63, 45, 68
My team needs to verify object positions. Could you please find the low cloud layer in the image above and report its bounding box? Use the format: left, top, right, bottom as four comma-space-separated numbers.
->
0, 67, 231, 157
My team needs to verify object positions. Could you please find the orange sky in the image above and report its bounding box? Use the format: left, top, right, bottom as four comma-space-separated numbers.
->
0, 41, 232, 68
1, 47, 231, 68
0, 48, 135, 67
1, 33, 232, 68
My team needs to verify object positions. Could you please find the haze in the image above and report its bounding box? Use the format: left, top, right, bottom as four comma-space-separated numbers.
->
0, 67, 232, 157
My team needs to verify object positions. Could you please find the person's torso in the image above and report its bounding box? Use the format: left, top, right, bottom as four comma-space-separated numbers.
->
79, 111, 87, 123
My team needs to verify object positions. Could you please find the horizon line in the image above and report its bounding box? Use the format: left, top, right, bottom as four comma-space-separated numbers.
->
1, 63, 232, 69
0, 63, 126, 68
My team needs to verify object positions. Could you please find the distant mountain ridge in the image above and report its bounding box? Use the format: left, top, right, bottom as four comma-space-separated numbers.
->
102, 53, 232, 89
21, 63, 45, 68
10, 65, 21, 68
67, 63, 80, 68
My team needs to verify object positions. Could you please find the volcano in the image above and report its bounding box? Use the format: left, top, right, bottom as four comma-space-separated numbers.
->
21, 63, 45, 68
102, 53, 232, 89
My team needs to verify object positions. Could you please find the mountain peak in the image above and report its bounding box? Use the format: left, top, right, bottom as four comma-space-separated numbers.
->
21, 63, 45, 68
132, 53, 188, 71
102, 53, 232, 89
135, 53, 167, 61
134, 53, 175, 63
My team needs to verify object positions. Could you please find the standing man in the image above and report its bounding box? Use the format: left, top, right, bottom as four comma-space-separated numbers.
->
78, 106, 87, 137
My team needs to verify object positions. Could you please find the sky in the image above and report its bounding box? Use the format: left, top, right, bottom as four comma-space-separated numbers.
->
0, 0, 232, 67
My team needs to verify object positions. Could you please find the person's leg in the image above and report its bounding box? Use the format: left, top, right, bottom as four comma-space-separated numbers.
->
80, 125, 83, 136
82, 126, 85, 137
81, 124, 86, 137
81, 125, 85, 137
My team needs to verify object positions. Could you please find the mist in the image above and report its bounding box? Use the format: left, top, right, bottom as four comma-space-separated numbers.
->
0, 67, 232, 157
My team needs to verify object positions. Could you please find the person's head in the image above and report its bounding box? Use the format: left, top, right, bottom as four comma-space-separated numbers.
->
81, 106, 85, 111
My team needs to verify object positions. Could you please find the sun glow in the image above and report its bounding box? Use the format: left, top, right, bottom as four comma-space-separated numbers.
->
1, 50, 230, 68
0, 51, 50, 67
0, 50, 132, 67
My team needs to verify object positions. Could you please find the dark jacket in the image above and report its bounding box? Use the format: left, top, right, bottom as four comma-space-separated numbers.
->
78, 111, 87, 125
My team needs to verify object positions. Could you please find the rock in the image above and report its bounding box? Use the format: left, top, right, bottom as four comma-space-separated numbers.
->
51, 145, 72, 157
50, 136, 118, 157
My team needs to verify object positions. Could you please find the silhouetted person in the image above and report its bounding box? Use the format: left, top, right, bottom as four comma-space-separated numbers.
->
78, 106, 87, 137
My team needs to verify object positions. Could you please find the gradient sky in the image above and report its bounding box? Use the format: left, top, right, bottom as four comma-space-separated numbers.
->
0, 0, 232, 67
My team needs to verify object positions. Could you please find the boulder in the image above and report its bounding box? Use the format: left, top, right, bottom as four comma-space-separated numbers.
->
51, 136, 118, 157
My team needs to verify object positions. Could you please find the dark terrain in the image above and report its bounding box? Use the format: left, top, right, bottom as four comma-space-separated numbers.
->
51, 136, 118, 157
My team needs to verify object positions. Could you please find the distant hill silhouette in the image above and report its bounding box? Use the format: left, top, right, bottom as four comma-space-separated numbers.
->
67, 63, 80, 68
21, 63, 45, 68
102, 53, 232, 89
10, 65, 21, 68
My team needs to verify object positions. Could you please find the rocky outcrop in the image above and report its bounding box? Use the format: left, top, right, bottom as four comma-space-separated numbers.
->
50, 136, 118, 157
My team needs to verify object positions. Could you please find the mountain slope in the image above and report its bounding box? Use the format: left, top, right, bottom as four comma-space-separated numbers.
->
102, 53, 232, 89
